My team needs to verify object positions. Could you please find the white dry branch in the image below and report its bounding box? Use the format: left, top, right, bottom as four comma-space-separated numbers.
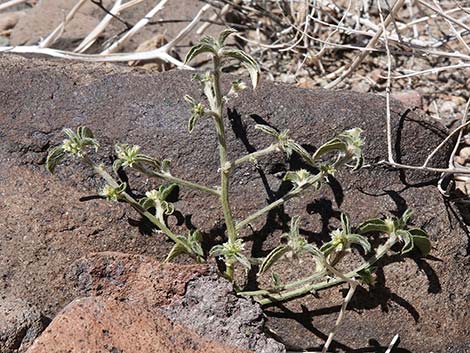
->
196, 2, 230, 35
384, 334, 401, 353
373, 1, 470, 181
101, 0, 167, 54
39, 0, 88, 48
75, 0, 125, 53
0, 3, 212, 68
0, 0, 27, 12
216, 0, 470, 202
229, 0, 470, 92
228, 0, 470, 180
321, 264, 360, 353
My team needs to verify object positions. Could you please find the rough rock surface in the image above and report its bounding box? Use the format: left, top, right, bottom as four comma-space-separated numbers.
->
0, 296, 49, 353
162, 273, 285, 353
26, 252, 273, 353
26, 296, 251, 353
66, 251, 208, 306
0, 54, 469, 352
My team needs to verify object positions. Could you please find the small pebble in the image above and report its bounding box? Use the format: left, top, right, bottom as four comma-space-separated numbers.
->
458, 147, 470, 162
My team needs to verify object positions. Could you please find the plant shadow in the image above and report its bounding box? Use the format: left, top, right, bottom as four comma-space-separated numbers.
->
82, 109, 444, 353
224, 109, 441, 351
265, 302, 412, 353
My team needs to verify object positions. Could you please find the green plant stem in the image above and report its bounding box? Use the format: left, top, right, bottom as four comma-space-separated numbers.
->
233, 144, 279, 168
235, 172, 324, 231
208, 55, 238, 280
251, 237, 397, 305
135, 164, 220, 196
211, 55, 237, 245
225, 262, 235, 280
236, 155, 350, 231
82, 157, 196, 261
238, 270, 327, 297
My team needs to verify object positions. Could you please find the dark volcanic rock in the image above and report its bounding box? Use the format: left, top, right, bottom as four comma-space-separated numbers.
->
0, 296, 49, 353
162, 273, 285, 353
0, 54, 468, 353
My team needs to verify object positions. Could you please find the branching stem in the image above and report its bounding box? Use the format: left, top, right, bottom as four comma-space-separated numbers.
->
236, 172, 324, 231
135, 164, 220, 196
245, 236, 397, 305
233, 144, 280, 168
81, 156, 197, 260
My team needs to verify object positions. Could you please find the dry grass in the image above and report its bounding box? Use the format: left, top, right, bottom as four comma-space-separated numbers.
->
213, 0, 470, 187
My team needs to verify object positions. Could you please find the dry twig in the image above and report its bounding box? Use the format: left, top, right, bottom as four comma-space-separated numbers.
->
0, 3, 212, 68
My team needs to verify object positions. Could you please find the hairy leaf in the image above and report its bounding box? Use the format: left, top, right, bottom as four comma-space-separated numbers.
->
159, 183, 177, 201
184, 43, 217, 64
352, 152, 364, 170
77, 126, 95, 139
311, 139, 347, 162
358, 268, 376, 285
46, 146, 65, 173
209, 244, 224, 257
303, 243, 324, 259
409, 228, 431, 256
271, 272, 283, 289
222, 49, 260, 89
401, 208, 414, 226
139, 197, 154, 211
218, 28, 237, 47
320, 242, 337, 256
348, 234, 371, 253
188, 230, 204, 258
258, 245, 290, 275
235, 253, 252, 270
200, 35, 218, 48
340, 213, 351, 234
166, 238, 189, 262
63, 128, 76, 141
135, 155, 162, 169
255, 124, 279, 137
188, 113, 200, 133
357, 219, 390, 234
161, 159, 171, 174
289, 216, 301, 238
286, 141, 312, 162
112, 159, 123, 174
398, 230, 413, 254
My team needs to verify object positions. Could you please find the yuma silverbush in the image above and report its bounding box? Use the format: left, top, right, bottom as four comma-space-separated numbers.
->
46, 29, 431, 349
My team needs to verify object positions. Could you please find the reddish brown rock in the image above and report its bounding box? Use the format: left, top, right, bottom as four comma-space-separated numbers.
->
391, 90, 423, 108
67, 252, 208, 306
0, 11, 24, 31
28, 253, 282, 353
26, 296, 251, 353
